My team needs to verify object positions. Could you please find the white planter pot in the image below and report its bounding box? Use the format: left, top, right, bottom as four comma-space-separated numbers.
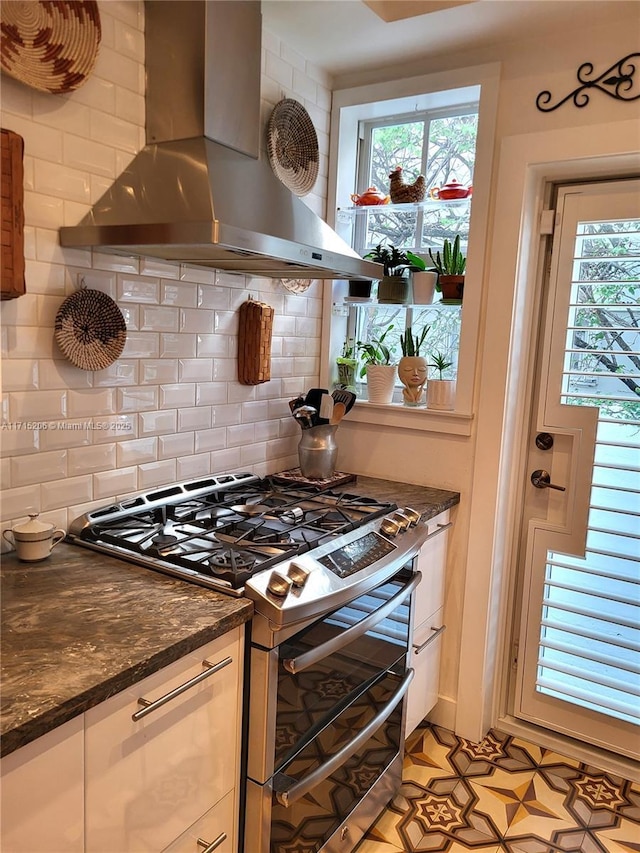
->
427, 379, 456, 410
366, 364, 397, 404
411, 271, 437, 304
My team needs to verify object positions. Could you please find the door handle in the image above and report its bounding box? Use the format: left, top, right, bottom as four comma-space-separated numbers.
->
530, 469, 566, 491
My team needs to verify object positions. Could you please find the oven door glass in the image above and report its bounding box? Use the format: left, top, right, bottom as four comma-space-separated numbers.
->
275, 570, 415, 774
270, 666, 411, 853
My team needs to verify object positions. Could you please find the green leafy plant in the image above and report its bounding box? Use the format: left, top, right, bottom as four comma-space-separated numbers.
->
429, 351, 454, 379
364, 243, 410, 276
405, 251, 437, 273
428, 235, 466, 276
356, 324, 395, 377
400, 325, 429, 357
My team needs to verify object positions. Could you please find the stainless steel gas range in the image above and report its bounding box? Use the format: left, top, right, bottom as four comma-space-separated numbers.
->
68, 472, 435, 853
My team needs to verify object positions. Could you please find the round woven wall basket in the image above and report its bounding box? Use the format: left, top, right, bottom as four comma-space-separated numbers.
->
267, 98, 319, 197
54, 289, 126, 371
1, 0, 101, 94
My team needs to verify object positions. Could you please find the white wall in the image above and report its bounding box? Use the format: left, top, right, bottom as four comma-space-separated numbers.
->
0, 2, 332, 541
331, 11, 640, 734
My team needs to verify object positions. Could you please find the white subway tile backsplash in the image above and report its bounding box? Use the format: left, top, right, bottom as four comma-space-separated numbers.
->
139, 409, 178, 436
117, 386, 158, 412
67, 389, 115, 418
1, 360, 39, 391
161, 280, 197, 305
140, 306, 179, 332
11, 449, 67, 486
226, 423, 256, 447
93, 360, 138, 387
178, 358, 213, 383
160, 334, 197, 358
160, 384, 196, 409
93, 467, 137, 501
194, 427, 226, 454
176, 452, 211, 481
118, 276, 160, 303
195, 382, 227, 406
68, 443, 116, 476
117, 436, 158, 467
141, 259, 180, 280
38, 359, 93, 390
1, 0, 325, 512
0, 485, 40, 522
42, 475, 93, 510
142, 359, 178, 384
139, 459, 177, 490
10, 389, 67, 421
178, 406, 211, 432
158, 433, 194, 460
197, 334, 229, 358
179, 308, 215, 334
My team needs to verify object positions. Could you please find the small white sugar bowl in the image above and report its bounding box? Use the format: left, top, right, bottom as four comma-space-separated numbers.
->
3, 514, 66, 562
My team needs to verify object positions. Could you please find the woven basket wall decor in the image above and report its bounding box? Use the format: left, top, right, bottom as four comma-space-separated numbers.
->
238, 299, 274, 385
1, 1, 101, 94
267, 98, 319, 197
54, 288, 126, 371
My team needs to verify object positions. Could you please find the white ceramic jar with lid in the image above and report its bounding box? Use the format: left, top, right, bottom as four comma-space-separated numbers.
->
3, 514, 66, 561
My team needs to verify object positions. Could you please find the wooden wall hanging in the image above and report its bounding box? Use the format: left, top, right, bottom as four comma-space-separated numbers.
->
238, 299, 274, 385
1, 128, 26, 300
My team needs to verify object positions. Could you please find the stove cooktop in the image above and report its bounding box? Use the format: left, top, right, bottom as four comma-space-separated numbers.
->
67, 473, 397, 594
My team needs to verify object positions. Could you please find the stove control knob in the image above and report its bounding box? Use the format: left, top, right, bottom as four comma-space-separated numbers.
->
380, 516, 401, 537
287, 562, 310, 588
402, 506, 422, 525
392, 511, 411, 531
267, 571, 293, 598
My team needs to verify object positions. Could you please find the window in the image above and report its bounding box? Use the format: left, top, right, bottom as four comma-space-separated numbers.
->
324, 65, 500, 433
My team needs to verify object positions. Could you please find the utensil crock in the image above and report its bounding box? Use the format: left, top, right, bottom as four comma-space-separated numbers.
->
3, 514, 66, 562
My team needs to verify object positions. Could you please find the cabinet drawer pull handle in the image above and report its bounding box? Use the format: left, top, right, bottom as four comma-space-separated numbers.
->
412, 624, 446, 655
430, 521, 452, 537
197, 832, 227, 852
132, 656, 233, 721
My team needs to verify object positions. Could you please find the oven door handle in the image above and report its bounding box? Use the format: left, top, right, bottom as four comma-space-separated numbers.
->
282, 571, 421, 675
275, 667, 414, 808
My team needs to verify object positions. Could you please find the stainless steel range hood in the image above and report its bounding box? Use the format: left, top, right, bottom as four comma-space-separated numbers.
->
59, 1, 379, 281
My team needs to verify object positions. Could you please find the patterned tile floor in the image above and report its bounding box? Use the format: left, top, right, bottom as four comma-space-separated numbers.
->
356, 722, 640, 853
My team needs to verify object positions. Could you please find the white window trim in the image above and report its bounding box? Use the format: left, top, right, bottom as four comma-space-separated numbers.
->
321, 63, 500, 435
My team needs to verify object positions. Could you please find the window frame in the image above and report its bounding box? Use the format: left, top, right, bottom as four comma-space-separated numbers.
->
322, 63, 500, 435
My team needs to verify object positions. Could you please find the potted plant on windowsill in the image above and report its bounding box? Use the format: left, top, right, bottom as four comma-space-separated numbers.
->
356, 324, 397, 404
406, 252, 438, 305
428, 235, 466, 304
426, 351, 456, 410
398, 325, 429, 406
364, 243, 411, 304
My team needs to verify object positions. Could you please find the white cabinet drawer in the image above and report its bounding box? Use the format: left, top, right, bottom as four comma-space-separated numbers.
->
85, 629, 243, 853
0, 716, 84, 853
415, 511, 449, 623
406, 607, 445, 737
163, 789, 236, 853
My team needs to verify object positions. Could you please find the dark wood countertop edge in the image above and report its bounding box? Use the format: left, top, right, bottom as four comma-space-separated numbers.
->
1, 605, 252, 759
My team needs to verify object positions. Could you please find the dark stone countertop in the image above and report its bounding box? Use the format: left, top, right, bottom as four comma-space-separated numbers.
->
338, 475, 459, 520
1, 544, 253, 758
0, 476, 458, 759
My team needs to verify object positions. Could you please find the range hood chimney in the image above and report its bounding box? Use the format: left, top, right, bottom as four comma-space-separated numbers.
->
59, 0, 379, 281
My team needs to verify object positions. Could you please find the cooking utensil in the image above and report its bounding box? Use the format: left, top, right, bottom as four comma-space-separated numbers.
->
288, 395, 305, 413
304, 387, 328, 416
331, 389, 356, 413
319, 393, 334, 420
329, 402, 346, 425
292, 405, 317, 429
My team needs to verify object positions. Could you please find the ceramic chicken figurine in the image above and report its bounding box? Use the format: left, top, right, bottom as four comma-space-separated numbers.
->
388, 166, 426, 203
